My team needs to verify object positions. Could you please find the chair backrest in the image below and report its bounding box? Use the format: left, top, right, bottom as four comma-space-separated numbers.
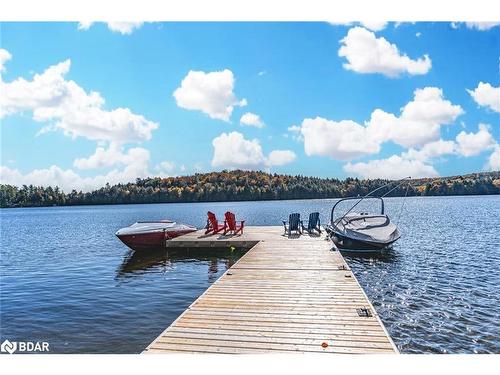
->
308, 212, 320, 229
289, 213, 300, 230
207, 211, 218, 228
225, 211, 236, 230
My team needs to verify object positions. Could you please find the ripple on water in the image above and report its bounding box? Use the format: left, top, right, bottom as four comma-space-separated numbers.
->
1, 196, 499, 353
344, 197, 500, 354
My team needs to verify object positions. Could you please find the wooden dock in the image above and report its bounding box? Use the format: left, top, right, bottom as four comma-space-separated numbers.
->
144, 226, 397, 354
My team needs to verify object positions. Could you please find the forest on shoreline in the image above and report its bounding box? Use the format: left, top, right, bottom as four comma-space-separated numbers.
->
1, 170, 499, 208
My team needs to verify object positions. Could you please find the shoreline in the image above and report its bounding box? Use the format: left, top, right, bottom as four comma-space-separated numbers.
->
1, 170, 499, 209
1, 192, 498, 210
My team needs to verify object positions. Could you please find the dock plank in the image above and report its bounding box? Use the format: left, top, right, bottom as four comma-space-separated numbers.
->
144, 226, 397, 354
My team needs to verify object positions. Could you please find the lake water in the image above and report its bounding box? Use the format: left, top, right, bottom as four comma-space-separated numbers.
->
1, 196, 499, 354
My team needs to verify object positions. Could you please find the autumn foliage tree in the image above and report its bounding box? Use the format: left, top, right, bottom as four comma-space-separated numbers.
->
1, 170, 499, 208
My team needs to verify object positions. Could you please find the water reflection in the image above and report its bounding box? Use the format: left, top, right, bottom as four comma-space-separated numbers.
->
341, 246, 399, 264
2, 196, 498, 353
116, 247, 245, 279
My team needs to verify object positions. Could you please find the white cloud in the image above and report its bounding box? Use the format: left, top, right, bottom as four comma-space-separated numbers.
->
455, 124, 496, 157
0, 53, 158, 142
154, 160, 177, 176
399, 88, 463, 125
211, 131, 295, 169
0, 149, 151, 193
73, 143, 150, 170
1, 59, 72, 118
78, 22, 143, 35
299, 117, 380, 160
0, 49, 161, 192
258, 70, 266, 76
329, 21, 388, 32
287, 125, 303, 141
77, 21, 93, 30
351, 123, 498, 180
403, 139, 456, 161
0, 49, 12, 73
464, 22, 500, 31
1, 165, 85, 192
157, 160, 175, 172
211, 132, 266, 169
367, 87, 464, 148
343, 123, 497, 179
240, 112, 265, 128
467, 82, 500, 112
359, 21, 388, 32
291, 87, 463, 160
267, 150, 297, 166
338, 26, 432, 77
344, 155, 439, 179
173, 69, 246, 122
486, 146, 500, 170
106, 22, 144, 34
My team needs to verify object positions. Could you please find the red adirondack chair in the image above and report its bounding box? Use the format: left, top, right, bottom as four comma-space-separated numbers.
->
224, 211, 245, 235
205, 211, 226, 235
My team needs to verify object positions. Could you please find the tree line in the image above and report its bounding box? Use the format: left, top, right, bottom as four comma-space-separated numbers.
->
1, 170, 499, 208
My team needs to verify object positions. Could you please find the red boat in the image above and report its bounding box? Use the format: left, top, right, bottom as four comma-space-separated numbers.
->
115, 220, 197, 251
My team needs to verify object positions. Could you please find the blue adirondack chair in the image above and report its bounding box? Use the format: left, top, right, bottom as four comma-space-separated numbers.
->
283, 213, 302, 236
302, 212, 321, 234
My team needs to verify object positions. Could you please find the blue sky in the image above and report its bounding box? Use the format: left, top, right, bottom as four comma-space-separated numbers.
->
0, 22, 499, 191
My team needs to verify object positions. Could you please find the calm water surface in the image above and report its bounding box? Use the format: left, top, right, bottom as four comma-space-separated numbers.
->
1, 196, 499, 353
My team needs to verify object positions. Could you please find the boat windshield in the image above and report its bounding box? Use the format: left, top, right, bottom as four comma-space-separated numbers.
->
331, 197, 384, 225
330, 177, 411, 226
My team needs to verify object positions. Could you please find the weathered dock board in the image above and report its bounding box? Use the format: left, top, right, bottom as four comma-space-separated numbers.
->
144, 226, 397, 354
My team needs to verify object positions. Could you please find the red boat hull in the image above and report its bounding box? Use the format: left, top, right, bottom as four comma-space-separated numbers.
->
117, 229, 197, 251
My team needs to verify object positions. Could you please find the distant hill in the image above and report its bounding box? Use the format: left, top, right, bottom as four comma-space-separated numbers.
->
1, 170, 499, 208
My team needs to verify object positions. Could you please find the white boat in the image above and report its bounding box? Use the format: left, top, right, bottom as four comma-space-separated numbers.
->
326, 178, 409, 253
116, 220, 197, 251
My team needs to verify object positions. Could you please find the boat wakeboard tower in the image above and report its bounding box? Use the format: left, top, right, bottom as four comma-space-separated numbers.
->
325, 177, 411, 253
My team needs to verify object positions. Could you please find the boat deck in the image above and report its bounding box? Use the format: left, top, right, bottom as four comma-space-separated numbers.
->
144, 226, 397, 354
